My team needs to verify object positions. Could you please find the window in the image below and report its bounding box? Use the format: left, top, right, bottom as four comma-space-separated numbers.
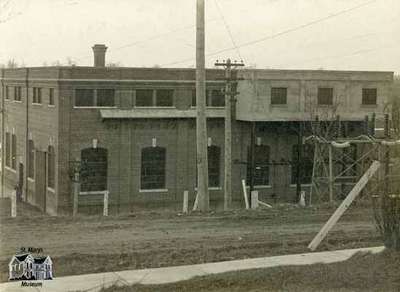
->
14, 86, 22, 102
33, 87, 42, 104
75, 89, 94, 107
208, 145, 221, 187
156, 89, 173, 107
49, 88, 54, 106
291, 144, 314, 184
5, 86, 9, 100
247, 145, 270, 186
5, 132, 10, 167
11, 134, 17, 170
141, 146, 166, 190
47, 145, 55, 188
80, 148, 108, 192
97, 89, 115, 107
191, 89, 225, 107
28, 140, 35, 179
135, 89, 153, 107
362, 88, 377, 105
271, 87, 287, 105
317, 87, 333, 105
209, 89, 225, 107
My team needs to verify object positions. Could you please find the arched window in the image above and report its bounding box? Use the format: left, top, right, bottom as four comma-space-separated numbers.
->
28, 140, 35, 179
208, 145, 221, 187
141, 147, 166, 190
80, 148, 108, 192
247, 145, 270, 186
47, 146, 55, 188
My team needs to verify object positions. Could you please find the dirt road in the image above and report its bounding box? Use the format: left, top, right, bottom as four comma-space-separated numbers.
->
0, 203, 382, 282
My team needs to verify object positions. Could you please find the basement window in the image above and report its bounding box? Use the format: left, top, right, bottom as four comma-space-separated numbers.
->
317, 87, 333, 105
271, 87, 287, 105
362, 88, 377, 105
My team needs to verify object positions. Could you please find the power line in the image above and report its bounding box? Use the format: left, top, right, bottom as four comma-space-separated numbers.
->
163, 0, 377, 66
213, 0, 243, 61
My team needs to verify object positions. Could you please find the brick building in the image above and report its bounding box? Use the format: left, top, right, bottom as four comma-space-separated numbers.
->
0, 45, 394, 215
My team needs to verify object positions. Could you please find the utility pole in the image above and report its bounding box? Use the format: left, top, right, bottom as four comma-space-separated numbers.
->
215, 59, 244, 210
196, 0, 209, 211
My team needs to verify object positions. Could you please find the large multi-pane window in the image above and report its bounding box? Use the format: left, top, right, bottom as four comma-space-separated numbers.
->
362, 88, 377, 105
33, 87, 42, 104
75, 89, 115, 107
47, 145, 55, 189
291, 144, 314, 184
271, 87, 287, 105
246, 145, 270, 186
141, 146, 166, 190
14, 86, 22, 102
75, 89, 94, 106
11, 134, 17, 170
191, 89, 225, 107
80, 148, 108, 192
135, 89, 174, 107
28, 140, 35, 179
97, 89, 115, 107
49, 88, 55, 106
208, 146, 221, 187
5, 132, 11, 167
317, 87, 333, 105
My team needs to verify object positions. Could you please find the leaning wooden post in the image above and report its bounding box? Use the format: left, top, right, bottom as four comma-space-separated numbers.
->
241, 179, 249, 209
11, 190, 17, 217
183, 190, 189, 214
308, 160, 381, 251
103, 191, 109, 216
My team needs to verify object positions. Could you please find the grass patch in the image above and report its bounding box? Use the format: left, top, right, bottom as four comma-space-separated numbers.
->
101, 250, 400, 292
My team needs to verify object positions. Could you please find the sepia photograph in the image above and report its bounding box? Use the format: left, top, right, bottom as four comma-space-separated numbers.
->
0, 0, 399, 291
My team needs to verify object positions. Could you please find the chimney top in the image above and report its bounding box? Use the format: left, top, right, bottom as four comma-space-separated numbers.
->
92, 44, 107, 67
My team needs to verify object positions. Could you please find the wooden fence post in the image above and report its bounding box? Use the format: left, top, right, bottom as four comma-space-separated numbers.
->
183, 191, 189, 214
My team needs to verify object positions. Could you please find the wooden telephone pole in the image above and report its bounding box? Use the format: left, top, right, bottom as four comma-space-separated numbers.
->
215, 59, 244, 210
196, 0, 209, 211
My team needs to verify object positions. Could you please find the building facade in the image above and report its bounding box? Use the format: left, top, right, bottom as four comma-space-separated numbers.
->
0, 47, 394, 215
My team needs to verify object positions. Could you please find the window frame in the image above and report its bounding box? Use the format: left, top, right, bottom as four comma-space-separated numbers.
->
317, 87, 334, 106
191, 88, 225, 107
362, 88, 377, 106
32, 87, 43, 105
270, 87, 287, 105
135, 89, 175, 108
11, 134, 17, 170
74, 88, 116, 108
48, 88, 55, 106
5, 132, 11, 168
13, 86, 22, 102
140, 146, 167, 191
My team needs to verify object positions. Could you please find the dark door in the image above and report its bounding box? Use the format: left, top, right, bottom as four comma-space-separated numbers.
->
34, 150, 47, 212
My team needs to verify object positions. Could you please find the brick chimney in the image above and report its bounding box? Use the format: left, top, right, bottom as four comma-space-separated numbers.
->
92, 44, 107, 67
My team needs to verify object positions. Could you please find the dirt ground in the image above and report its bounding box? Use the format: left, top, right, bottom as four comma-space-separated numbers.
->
102, 250, 400, 292
0, 200, 383, 283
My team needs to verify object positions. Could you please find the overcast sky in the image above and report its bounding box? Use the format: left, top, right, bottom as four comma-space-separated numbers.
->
0, 0, 399, 73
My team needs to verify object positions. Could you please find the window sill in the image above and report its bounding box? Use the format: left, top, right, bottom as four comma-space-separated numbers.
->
48, 105, 56, 108
270, 104, 287, 107
316, 104, 333, 107
28, 177, 35, 183
360, 104, 378, 108
73, 106, 117, 109
32, 103, 43, 106
13, 100, 23, 103
139, 188, 168, 193
289, 184, 312, 187
5, 166, 16, 173
134, 106, 176, 109
47, 187, 55, 193
245, 185, 272, 189
194, 187, 222, 191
